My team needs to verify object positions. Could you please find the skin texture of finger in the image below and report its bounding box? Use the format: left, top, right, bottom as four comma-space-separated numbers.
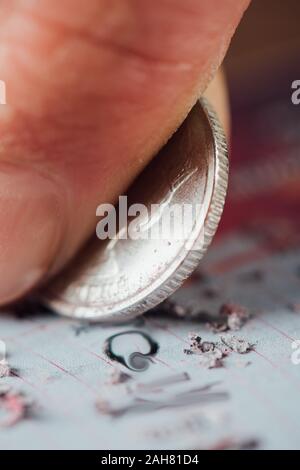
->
0, 0, 250, 304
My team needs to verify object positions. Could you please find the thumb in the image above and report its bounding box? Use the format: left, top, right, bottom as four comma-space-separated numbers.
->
0, 0, 249, 305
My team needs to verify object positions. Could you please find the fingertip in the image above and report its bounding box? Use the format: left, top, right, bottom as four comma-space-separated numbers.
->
0, 162, 65, 305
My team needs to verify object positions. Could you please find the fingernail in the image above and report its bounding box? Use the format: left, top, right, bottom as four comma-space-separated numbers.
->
0, 163, 64, 305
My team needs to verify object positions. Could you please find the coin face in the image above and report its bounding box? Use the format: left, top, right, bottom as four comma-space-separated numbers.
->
41, 99, 228, 322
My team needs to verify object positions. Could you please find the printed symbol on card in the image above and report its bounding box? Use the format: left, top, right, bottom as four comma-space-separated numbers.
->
291, 340, 300, 365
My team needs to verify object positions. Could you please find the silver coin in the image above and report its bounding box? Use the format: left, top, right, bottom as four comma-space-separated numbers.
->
41, 98, 229, 322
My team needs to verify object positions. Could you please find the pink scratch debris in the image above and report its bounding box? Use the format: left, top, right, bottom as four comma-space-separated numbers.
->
288, 303, 300, 313
0, 360, 10, 378
220, 302, 250, 330
184, 334, 226, 369
184, 332, 256, 368
220, 335, 255, 354
107, 368, 132, 385
208, 436, 259, 450
0, 387, 34, 427
209, 302, 251, 333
